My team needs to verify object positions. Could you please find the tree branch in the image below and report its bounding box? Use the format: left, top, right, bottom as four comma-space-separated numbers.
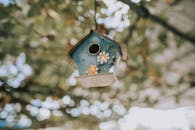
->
123, 16, 140, 44
119, 0, 195, 44
149, 14, 195, 44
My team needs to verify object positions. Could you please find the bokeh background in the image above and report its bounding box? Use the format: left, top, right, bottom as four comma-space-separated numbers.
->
0, 0, 195, 129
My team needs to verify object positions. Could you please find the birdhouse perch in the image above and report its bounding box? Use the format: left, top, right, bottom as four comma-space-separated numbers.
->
66, 30, 126, 87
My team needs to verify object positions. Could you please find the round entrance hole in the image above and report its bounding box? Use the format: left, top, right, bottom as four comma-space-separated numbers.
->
88, 43, 100, 55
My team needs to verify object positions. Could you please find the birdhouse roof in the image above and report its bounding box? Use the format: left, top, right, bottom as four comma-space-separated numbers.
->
68, 30, 120, 57
65, 30, 127, 68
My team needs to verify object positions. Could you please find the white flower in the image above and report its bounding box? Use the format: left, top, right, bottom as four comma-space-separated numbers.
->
17, 115, 32, 128
70, 108, 81, 117
0, 65, 9, 77
97, 52, 110, 64
37, 108, 51, 121
62, 95, 71, 105
7, 78, 21, 88
16, 53, 26, 67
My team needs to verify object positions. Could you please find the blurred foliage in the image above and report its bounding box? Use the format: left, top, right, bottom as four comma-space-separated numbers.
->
0, 0, 195, 129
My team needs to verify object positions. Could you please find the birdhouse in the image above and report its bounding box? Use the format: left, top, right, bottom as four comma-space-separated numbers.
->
66, 30, 127, 87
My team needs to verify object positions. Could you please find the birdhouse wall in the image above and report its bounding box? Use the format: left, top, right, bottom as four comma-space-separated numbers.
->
70, 31, 122, 75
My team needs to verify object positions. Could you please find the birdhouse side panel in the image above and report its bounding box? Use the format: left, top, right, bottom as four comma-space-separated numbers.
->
97, 36, 122, 73
71, 36, 99, 75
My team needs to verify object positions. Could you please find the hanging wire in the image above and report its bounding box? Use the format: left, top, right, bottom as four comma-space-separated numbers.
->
94, 0, 98, 30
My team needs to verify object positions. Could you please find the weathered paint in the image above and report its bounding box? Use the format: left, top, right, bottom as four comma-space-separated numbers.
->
69, 30, 122, 75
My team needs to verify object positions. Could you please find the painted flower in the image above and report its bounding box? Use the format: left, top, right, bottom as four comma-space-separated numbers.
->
86, 65, 99, 75
97, 51, 110, 64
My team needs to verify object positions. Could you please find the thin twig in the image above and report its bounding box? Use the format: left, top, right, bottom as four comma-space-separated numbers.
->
149, 14, 195, 44
123, 16, 140, 44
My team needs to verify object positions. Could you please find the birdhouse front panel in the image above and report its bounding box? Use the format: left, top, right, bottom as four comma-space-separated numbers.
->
69, 30, 122, 76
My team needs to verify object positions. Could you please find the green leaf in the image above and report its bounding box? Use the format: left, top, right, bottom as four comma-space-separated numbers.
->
28, 2, 43, 17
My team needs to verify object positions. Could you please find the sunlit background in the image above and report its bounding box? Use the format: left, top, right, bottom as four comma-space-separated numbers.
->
0, 0, 195, 130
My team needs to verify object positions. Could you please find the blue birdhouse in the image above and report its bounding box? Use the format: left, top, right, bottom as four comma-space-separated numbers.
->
66, 30, 127, 87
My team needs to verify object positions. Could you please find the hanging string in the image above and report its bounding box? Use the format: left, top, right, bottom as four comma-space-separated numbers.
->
94, 0, 97, 30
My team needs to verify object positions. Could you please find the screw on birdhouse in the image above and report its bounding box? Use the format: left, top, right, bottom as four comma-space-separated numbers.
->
66, 30, 127, 88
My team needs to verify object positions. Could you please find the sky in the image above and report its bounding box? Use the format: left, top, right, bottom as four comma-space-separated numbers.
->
0, 0, 10, 6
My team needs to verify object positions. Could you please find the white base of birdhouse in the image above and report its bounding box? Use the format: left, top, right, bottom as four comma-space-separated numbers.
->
75, 72, 116, 88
